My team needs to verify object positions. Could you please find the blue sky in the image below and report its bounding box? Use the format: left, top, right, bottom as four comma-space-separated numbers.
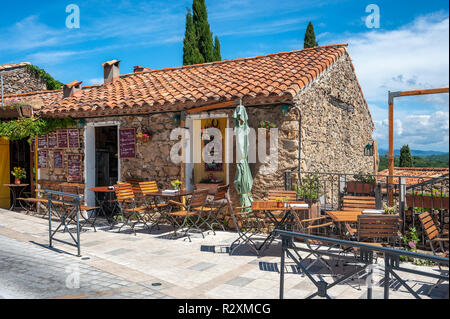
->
0, 0, 448, 152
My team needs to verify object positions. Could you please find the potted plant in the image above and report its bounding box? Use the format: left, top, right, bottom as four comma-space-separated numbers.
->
171, 180, 182, 190
406, 190, 449, 210
136, 130, 152, 142
347, 173, 376, 195
383, 203, 398, 215
400, 227, 419, 262
11, 167, 26, 184
293, 173, 321, 219
275, 197, 287, 208
259, 120, 277, 138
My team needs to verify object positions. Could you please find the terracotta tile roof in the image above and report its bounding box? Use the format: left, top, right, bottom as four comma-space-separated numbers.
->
38, 44, 349, 118
378, 167, 449, 186
3, 90, 63, 112
0, 62, 30, 71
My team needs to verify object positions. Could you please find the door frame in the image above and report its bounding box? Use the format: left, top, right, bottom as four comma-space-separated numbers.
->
84, 121, 120, 206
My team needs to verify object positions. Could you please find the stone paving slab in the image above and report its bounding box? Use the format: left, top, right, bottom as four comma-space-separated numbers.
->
0, 209, 448, 299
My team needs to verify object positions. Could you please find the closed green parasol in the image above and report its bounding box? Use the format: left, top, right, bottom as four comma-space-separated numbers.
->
233, 103, 253, 210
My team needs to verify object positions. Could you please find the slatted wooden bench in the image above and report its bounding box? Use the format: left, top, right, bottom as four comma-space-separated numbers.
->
266, 190, 298, 202
342, 196, 376, 211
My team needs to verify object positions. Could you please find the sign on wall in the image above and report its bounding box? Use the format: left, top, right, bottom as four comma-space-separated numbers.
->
37, 135, 47, 149
119, 128, 136, 158
67, 154, 82, 182
53, 151, 63, 169
57, 129, 68, 148
68, 129, 80, 148
47, 133, 58, 149
37, 150, 48, 169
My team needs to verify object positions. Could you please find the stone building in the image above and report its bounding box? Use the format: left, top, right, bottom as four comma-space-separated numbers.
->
5, 44, 377, 207
0, 62, 48, 95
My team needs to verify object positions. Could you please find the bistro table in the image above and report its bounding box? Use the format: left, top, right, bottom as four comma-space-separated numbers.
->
251, 201, 310, 255
3, 184, 29, 211
88, 186, 120, 225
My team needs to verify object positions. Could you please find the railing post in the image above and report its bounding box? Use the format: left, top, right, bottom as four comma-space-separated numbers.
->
375, 183, 382, 210
279, 235, 287, 299
384, 255, 391, 299
75, 197, 81, 257
399, 177, 406, 233
48, 193, 52, 248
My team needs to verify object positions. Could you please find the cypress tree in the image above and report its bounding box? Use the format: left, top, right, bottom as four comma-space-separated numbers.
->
399, 144, 413, 167
304, 22, 319, 48
213, 35, 221, 62
192, 0, 214, 62
183, 8, 204, 65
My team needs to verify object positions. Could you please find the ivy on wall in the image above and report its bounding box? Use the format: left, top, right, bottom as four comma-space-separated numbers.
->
25, 64, 64, 90
0, 117, 76, 144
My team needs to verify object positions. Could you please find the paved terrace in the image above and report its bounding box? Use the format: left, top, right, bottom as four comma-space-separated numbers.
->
0, 209, 447, 299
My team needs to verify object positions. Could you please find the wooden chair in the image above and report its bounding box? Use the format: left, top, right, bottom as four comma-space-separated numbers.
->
59, 184, 99, 231
18, 180, 63, 217
345, 215, 401, 247
199, 184, 230, 234
137, 181, 169, 229
342, 196, 376, 211
267, 189, 297, 201
167, 189, 209, 242
228, 196, 259, 256
114, 183, 150, 235
418, 212, 449, 295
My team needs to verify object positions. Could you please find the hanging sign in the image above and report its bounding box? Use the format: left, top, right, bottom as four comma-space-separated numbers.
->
47, 133, 58, 149
119, 128, 136, 158
54, 151, 63, 169
57, 129, 68, 148
37, 135, 47, 149
37, 150, 48, 169
68, 129, 80, 148
67, 154, 82, 182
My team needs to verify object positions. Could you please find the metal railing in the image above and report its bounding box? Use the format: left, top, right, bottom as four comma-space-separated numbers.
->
46, 189, 83, 257
276, 229, 449, 299
284, 171, 449, 247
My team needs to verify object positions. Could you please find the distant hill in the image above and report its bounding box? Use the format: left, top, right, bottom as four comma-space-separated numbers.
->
378, 152, 449, 171
378, 149, 448, 157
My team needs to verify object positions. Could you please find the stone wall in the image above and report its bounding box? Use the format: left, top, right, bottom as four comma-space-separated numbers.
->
1, 66, 47, 94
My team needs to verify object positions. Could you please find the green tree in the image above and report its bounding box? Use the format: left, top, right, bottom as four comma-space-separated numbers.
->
192, 0, 214, 62
399, 144, 413, 167
304, 22, 319, 48
183, 8, 204, 65
213, 35, 221, 61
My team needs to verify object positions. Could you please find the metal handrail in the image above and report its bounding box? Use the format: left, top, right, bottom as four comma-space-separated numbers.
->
275, 229, 449, 299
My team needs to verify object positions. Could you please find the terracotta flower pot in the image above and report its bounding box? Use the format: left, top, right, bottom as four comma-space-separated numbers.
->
14, 178, 21, 185
406, 194, 449, 210
277, 202, 283, 208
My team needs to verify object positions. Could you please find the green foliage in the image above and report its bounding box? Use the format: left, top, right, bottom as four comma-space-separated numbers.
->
294, 173, 321, 201
378, 153, 449, 171
353, 172, 376, 184
399, 144, 413, 167
183, 8, 204, 65
304, 22, 318, 48
259, 120, 276, 129
193, 0, 214, 63
0, 117, 76, 144
213, 36, 222, 62
400, 227, 419, 261
25, 64, 63, 90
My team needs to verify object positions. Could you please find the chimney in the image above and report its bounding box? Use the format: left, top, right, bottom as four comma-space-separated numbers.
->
102, 60, 121, 83
63, 80, 82, 98
133, 66, 151, 73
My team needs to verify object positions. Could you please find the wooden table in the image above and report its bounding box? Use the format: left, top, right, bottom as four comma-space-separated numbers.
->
325, 210, 363, 223
88, 186, 118, 223
3, 184, 29, 211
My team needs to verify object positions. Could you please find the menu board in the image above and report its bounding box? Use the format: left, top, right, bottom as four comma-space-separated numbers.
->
67, 154, 82, 182
47, 133, 58, 149
54, 151, 63, 169
37, 150, 48, 169
119, 128, 136, 158
68, 129, 80, 148
57, 129, 68, 148
37, 135, 47, 149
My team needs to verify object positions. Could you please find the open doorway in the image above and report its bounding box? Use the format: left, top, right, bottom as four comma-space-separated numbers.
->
95, 126, 118, 187
9, 139, 32, 196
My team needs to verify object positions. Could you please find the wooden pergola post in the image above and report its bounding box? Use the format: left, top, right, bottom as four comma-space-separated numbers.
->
387, 88, 449, 206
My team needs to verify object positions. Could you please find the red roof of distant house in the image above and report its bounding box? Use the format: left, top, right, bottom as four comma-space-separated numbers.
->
377, 167, 449, 186
37, 44, 352, 118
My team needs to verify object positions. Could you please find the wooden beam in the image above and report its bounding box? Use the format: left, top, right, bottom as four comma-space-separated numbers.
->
400, 88, 449, 97
186, 100, 236, 114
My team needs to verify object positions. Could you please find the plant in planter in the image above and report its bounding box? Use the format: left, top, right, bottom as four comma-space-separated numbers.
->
11, 167, 26, 184
347, 172, 376, 195
406, 190, 449, 210
136, 130, 152, 142
171, 180, 182, 190
259, 120, 277, 138
400, 227, 419, 262
294, 173, 321, 218
383, 203, 398, 215
275, 197, 287, 208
